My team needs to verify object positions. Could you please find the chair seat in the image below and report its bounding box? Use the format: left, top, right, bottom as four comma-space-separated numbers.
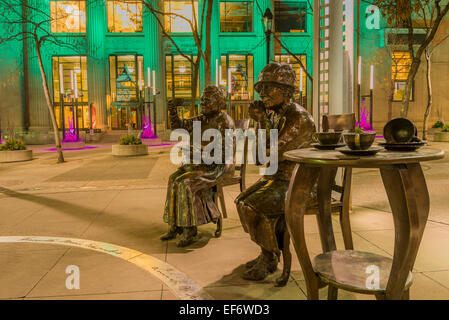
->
222, 175, 241, 186
312, 250, 413, 294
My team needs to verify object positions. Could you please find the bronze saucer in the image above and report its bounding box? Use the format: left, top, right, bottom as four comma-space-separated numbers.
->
336, 146, 383, 156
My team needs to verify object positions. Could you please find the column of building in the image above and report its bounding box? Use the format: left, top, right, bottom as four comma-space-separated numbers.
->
253, 0, 272, 92
145, 0, 164, 130
86, 0, 107, 130
328, 0, 344, 115
27, 0, 52, 137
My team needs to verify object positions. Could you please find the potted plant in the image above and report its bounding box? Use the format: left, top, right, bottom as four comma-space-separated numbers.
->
111, 134, 148, 156
428, 120, 444, 136
0, 138, 33, 163
433, 124, 449, 142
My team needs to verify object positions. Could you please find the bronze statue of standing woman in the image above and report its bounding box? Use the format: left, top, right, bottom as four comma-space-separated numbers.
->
235, 63, 316, 284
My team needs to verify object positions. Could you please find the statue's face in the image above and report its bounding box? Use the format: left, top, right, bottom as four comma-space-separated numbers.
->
257, 83, 288, 110
200, 90, 222, 116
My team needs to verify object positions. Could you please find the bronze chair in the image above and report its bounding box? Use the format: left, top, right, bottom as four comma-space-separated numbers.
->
214, 118, 251, 238
277, 113, 356, 287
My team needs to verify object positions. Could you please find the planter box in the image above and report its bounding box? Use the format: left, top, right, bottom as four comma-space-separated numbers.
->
112, 144, 148, 156
0, 149, 33, 163
433, 132, 449, 142
61, 140, 85, 150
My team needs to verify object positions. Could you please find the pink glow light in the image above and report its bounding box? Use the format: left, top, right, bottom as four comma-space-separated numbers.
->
356, 106, 374, 131
141, 114, 155, 139
62, 113, 84, 143
43, 146, 99, 152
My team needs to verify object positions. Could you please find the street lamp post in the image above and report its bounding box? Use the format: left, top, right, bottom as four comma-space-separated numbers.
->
263, 8, 273, 65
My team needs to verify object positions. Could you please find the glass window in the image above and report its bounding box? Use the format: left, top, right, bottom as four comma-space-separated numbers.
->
392, 51, 413, 101
50, 1, 86, 33
52, 56, 88, 129
274, 54, 307, 101
221, 54, 253, 101
166, 55, 199, 99
107, 0, 143, 33
220, 2, 253, 33
109, 55, 144, 129
164, 0, 199, 33
220, 54, 253, 119
109, 55, 144, 102
274, 1, 307, 33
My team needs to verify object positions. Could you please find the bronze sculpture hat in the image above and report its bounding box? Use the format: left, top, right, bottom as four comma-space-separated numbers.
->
254, 62, 298, 92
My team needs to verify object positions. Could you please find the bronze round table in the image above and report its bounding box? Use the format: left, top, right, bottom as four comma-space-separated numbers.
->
283, 147, 445, 300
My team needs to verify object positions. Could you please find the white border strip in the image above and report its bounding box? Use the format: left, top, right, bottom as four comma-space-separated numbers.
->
0, 236, 212, 300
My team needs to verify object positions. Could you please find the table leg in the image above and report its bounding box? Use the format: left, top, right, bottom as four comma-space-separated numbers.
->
285, 164, 321, 300
316, 166, 338, 253
316, 166, 338, 300
380, 163, 430, 300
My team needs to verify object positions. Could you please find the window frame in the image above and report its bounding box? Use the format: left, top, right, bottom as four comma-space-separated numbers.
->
391, 51, 414, 102
220, 53, 254, 101
219, 1, 254, 34
50, 0, 87, 34
274, 1, 307, 34
107, 0, 144, 33
164, 0, 199, 34
51, 55, 89, 129
165, 54, 199, 101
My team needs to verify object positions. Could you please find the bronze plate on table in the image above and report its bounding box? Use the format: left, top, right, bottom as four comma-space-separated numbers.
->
378, 141, 426, 152
336, 146, 383, 156
311, 143, 345, 150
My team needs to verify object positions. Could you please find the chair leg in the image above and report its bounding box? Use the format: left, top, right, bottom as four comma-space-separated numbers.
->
340, 208, 354, 250
217, 183, 227, 219
275, 230, 291, 287
327, 285, 338, 300
401, 288, 410, 300
215, 214, 222, 238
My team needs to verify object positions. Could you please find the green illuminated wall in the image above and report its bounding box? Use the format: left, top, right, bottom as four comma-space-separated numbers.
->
0, 0, 314, 140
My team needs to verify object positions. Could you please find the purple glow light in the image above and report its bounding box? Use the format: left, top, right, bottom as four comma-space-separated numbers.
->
147, 143, 173, 147
356, 106, 374, 131
43, 146, 99, 152
141, 114, 155, 139
62, 113, 84, 143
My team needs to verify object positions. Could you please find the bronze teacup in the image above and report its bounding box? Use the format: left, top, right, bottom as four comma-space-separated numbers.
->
343, 132, 376, 150
313, 132, 342, 145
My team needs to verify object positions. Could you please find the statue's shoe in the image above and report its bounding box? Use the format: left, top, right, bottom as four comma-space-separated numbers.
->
176, 227, 197, 247
241, 256, 278, 281
160, 226, 183, 240
245, 254, 262, 269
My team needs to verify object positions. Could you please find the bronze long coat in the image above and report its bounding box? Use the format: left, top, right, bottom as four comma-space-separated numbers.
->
236, 102, 316, 252
164, 109, 235, 228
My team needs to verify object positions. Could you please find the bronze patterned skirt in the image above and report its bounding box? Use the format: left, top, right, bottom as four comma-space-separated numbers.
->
164, 164, 226, 227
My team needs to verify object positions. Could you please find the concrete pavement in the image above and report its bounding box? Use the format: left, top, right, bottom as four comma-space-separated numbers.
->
1, 141, 449, 300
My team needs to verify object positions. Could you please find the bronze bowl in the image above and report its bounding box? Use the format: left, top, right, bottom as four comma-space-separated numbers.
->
343, 132, 376, 150
383, 118, 416, 143
314, 132, 342, 145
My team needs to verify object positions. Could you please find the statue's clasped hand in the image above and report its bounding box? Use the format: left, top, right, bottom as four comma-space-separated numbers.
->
249, 100, 267, 122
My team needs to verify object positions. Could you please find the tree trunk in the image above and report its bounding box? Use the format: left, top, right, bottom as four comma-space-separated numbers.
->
35, 41, 64, 163
423, 49, 432, 141
400, 57, 421, 118
204, 0, 213, 86
191, 58, 200, 115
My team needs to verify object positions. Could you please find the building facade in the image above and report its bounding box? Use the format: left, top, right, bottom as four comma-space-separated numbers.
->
1, 0, 448, 143
0, 0, 313, 143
